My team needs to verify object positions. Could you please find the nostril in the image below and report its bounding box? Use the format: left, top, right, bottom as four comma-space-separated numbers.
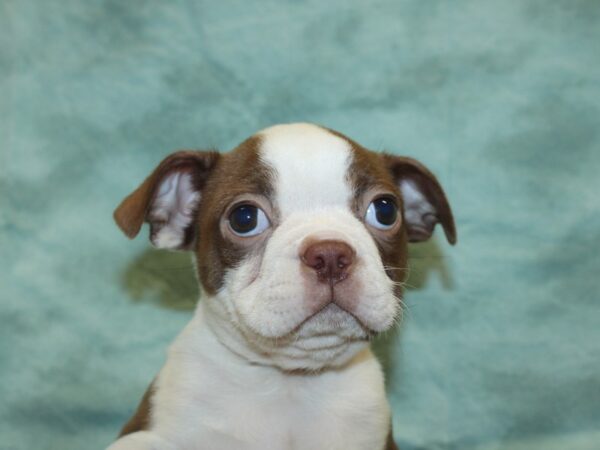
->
314, 257, 325, 270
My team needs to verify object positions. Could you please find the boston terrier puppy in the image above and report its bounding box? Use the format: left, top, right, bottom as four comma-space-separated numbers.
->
110, 123, 456, 450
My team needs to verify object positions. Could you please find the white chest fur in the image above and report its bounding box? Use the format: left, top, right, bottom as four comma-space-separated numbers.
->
118, 308, 391, 450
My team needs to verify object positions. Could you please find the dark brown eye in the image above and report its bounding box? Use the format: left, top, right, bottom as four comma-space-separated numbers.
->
228, 204, 269, 236
365, 197, 398, 229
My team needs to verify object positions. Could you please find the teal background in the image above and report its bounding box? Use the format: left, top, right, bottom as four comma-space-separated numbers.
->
1, 1, 599, 449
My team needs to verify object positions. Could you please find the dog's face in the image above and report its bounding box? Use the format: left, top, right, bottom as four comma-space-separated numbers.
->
115, 124, 455, 370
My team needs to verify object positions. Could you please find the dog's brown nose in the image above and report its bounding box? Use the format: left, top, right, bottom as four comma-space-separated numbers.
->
301, 240, 355, 285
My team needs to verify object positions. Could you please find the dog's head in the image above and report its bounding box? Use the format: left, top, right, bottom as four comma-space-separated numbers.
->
115, 124, 455, 370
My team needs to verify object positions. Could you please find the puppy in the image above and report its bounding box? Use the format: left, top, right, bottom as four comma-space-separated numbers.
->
109, 123, 456, 450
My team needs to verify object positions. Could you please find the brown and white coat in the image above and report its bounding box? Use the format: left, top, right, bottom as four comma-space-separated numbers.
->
110, 123, 455, 450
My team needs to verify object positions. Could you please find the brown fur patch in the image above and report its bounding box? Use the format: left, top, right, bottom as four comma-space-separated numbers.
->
324, 127, 409, 288
348, 144, 409, 287
325, 125, 455, 292
194, 136, 275, 294
384, 423, 400, 450
119, 381, 155, 437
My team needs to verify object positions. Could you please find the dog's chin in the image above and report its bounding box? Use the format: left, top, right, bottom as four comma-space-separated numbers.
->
245, 304, 373, 371
211, 284, 396, 371
296, 303, 371, 340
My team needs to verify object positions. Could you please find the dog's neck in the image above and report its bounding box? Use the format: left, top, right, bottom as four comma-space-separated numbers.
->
150, 298, 391, 450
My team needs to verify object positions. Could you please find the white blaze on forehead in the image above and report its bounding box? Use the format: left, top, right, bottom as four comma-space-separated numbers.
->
258, 123, 353, 216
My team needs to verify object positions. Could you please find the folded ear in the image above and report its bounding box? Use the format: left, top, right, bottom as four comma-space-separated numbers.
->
383, 154, 456, 245
114, 151, 220, 250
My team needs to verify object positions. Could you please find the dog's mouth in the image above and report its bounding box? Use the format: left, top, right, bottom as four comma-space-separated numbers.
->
294, 301, 376, 340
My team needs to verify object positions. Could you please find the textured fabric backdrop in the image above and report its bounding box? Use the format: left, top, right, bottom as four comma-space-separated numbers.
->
1, 1, 599, 449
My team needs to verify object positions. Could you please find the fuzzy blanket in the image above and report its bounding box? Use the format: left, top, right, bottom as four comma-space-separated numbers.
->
2, 1, 599, 449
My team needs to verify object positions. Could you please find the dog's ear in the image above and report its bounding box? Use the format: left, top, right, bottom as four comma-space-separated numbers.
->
383, 154, 456, 245
114, 151, 220, 250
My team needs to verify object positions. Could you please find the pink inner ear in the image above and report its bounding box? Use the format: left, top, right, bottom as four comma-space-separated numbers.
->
147, 171, 200, 249
399, 179, 437, 242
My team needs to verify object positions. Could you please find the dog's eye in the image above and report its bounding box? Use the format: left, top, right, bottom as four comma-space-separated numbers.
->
228, 204, 270, 236
365, 197, 398, 230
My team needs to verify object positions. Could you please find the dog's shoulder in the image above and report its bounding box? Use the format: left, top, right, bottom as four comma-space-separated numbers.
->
385, 423, 399, 450
118, 380, 155, 437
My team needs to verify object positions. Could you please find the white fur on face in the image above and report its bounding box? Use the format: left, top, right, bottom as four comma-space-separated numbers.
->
259, 123, 353, 215
205, 124, 401, 371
